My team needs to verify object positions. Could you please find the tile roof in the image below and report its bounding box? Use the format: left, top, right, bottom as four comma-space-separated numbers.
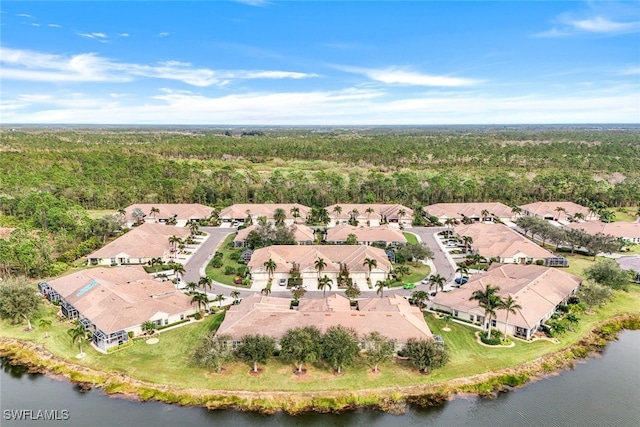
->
423, 202, 514, 219
326, 224, 407, 243
46, 266, 193, 333
455, 222, 554, 259
432, 264, 582, 329
248, 245, 392, 274
216, 293, 432, 342
125, 203, 213, 221
219, 204, 311, 220
325, 204, 413, 220
566, 221, 640, 239
519, 202, 592, 219
87, 222, 191, 259
234, 223, 315, 244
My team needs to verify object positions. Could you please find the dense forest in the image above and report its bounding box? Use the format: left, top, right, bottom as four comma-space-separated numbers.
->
1, 127, 638, 210
0, 126, 638, 278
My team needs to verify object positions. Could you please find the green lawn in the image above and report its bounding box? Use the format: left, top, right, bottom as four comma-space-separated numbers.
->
87, 209, 117, 220
205, 234, 248, 287
613, 207, 639, 223
403, 232, 419, 244
389, 262, 431, 287
2, 284, 639, 393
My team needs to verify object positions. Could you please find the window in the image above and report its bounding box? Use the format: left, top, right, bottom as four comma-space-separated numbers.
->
180, 314, 184, 320
491, 319, 497, 327
164, 319, 169, 325
232, 340, 241, 350
453, 310, 459, 317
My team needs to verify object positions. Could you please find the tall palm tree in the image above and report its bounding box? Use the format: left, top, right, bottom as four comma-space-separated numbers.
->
444, 218, 456, 229
39, 318, 52, 339
314, 257, 327, 279
469, 284, 501, 338
555, 206, 566, 221
150, 206, 160, 222
198, 276, 213, 292
185, 281, 198, 293
429, 274, 446, 295
190, 292, 209, 312
398, 208, 407, 225
168, 235, 181, 257
188, 221, 200, 236
172, 263, 186, 282
362, 257, 377, 283
263, 258, 277, 280
481, 209, 490, 222
573, 212, 585, 222
499, 295, 522, 341
214, 294, 225, 309
456, 265, 469, 283
333, 205, 342, 225
351, 208, 360, 224
318, 275, 333, 297
290, 206, 300, 223
67, 321, 86, 355
230, 290, 241, 304
375, 280, 386, 298
365, 207, 375, 221
510, 205, 522, 218
273, 208, 286, 226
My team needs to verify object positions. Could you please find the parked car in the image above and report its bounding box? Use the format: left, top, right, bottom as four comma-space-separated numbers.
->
403, 283, 416, 290
279, 278, 287, 286
421, 277, 431, 285
454, 277, 468, 285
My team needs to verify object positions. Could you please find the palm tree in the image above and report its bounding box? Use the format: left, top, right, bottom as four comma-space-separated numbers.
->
411, 290, 429, 310
188, 221, 200, 236
511, 205, 522, 219
318, 275, 333, 297
555, 206, 566, 221
365, 207, 374, 223
230, 290, 241, 304
198, 276, 213, 292
333, 205, 342, 225
362, 257, 377, 283
214, 294, 225, 309
67, 321, 86, 355
150, 206, 160, 222
290, 206, 301, 223
273, 208, 286, 226
350, 208, 360, 224
314, 257, 327, 279
185, 281, 198, 293
375, 280, 385, 298
190, 292, 209, 312
456, 265, 469, 283
573, 212, 585, 222
263, 258, 277, 280
481, 209, 490, 222
469, 284, 501, 338
461, 235, 473, 250
429, 274, 446, 295
398, 208, 407, 225
39, 318, 52, 339
444, 218, 456, 229
172, 263, 186, 282
261, 285, 272, 296
168, 235, 181, 257
499, 295, 522, 341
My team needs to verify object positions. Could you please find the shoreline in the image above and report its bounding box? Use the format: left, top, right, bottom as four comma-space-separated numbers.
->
1, 315, 638, 414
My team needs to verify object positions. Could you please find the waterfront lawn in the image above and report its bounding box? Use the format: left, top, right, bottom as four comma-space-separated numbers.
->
1, 285, 638, 393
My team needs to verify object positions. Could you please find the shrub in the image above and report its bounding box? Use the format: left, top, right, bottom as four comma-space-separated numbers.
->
192, 312, 202, 320
127, 331, 134, 339
224, 266, 236, 275
535, 259, 544, 265
480, 330, 503, 345
556, 304, 570, 313
229, 251, 241, 261
210, 258, 223, 268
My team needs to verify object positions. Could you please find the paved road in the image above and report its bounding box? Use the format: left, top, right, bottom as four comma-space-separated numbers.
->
182, 226, 460, 300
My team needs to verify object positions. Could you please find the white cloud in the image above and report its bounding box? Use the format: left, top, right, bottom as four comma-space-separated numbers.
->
571, 16, 640, 33
17, 14, 34, 18
118, 33, 129, 37
48, 24, 62, 28
30, 23, 40, 27
338, 66, 479, 87
0, 47, 320, 87
620, 66, 640, 75
536, 3, 640, 37
158, 32, 172, 37
233, 0, 272, 7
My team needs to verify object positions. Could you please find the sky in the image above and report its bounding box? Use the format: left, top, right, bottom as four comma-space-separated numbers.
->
1, 0, 639, 125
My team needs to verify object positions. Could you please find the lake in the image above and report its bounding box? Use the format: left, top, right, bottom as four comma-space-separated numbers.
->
2, 331, 639, 427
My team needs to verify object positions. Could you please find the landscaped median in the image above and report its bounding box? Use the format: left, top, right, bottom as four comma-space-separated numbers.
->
0, 284, 638, 413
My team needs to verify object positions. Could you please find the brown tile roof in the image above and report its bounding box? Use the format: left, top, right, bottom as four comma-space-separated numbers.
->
216, 293, 432, 342
423, 202, 514, 219
248, 245, 392, 275
325, 204, 413, 220
519, 201, 592, 219
46, 266, 193, 333
125, 203, 213, 221
566, 221, 640, 239
219, 204, 311, 220
455, 222, 554, 259
431, 264, 582, 329
87, 223, 191, 260
326, 224, 406, 244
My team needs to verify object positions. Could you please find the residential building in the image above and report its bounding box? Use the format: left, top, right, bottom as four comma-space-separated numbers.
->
123, 203, 213, 227
325, 204, 413, 227
233, 223, 315, 247
218, 203, 311, 226
86, 222, 191, 266
454, 222, 558, 264
431, 264, 582, 339
38, 266, 196, 351
519, 201, 598, 222
423, 202, 515, 223
247, 245, 392, 290
325, 224, 407, 246
216, 293, 432, 349
566, 221, 640, 244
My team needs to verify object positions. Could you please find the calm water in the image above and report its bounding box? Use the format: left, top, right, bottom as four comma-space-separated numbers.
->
2, 331, 639, 427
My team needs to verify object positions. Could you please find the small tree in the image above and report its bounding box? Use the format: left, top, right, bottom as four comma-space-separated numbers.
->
141, 320, 156, 335
236, 334, 276, 373
322, 325, 360, 374
404, 338, 450, 374
67, 321, 86, 355
198, 276, 213, 292
411, 290, 429, 310
291, 285, 306, 303
375, 280, 386, 298
429, 274, 446, 295
317, 275, 333, 298
193, 334, 233, 373
584, 260, 631, 291
577, 282, 613, 312
190, 292, 209, 312
230, 290, 241, 304
498, 295, 522, 342
363, 331, 395, 373
345, 283, 361, 302
279, 326, 323, 374
0, 277, 42, 331
39, 318, 52, 338
214, 294, 225, 309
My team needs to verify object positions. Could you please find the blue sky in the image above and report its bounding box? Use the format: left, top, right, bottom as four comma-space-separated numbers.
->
1, 1, 639, 124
